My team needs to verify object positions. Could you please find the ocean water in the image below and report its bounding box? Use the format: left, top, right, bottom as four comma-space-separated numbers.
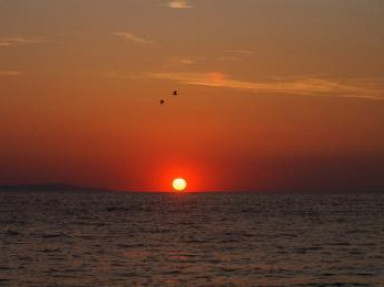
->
0, 191, 383, 287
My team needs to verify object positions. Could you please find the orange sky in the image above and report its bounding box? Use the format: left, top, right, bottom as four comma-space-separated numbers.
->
1, 0, 384, 191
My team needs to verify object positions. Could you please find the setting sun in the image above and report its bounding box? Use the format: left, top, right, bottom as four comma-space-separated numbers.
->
172, 178, 187, 191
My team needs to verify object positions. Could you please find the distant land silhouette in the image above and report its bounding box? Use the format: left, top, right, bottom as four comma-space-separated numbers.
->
0, 183, 114, 193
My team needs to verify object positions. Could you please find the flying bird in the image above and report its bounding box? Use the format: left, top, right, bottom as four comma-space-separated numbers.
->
159, 90, 179, 105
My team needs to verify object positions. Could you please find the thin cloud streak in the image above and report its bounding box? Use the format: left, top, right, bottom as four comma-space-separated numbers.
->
218, 56, 242, 62
0, 37, 44, 48
170, 56, 198, 66
113, 32, 155, 45
0, 70, 23, 76
224, 49, 255, 56
179, 57, 196, 65
149, 72, 384, 100
165, 0, 193, 9
219, 49, 255, 62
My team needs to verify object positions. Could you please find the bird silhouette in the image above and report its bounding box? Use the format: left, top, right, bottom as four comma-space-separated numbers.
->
159, 90, 179, 105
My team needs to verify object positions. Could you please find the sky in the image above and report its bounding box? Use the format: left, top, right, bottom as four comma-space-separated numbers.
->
1, 0, 384, 192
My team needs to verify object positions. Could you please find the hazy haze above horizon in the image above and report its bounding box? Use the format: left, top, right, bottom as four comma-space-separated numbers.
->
1, 0, 384, 191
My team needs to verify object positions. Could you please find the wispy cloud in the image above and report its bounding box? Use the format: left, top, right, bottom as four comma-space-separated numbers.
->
218, 56, 242, 62
148, 72, 384, 100
113, 32, 155, 45
179, 57, 196, 65
219, 49, 255, 62
0, 37, 44, 48
0, 70, 23, 76
224, 49, 255, 56
165, 0, 193, 9
170, 56, 198, 65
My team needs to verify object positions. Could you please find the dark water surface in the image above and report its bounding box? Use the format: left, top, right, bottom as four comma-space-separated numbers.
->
0, 191, 383, 286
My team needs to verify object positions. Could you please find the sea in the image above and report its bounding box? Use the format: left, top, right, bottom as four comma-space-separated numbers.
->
0, 191, 383, 287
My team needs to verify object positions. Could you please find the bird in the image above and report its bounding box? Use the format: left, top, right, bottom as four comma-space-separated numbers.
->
159, 90, 178, 105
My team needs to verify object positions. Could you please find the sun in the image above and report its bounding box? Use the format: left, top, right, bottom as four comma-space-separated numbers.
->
172, 178, 187, 191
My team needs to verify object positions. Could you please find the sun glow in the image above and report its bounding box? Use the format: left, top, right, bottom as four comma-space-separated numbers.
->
172, 178, 187, 191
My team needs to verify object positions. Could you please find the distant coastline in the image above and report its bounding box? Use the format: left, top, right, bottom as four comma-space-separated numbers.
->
0, 183, 114, 193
